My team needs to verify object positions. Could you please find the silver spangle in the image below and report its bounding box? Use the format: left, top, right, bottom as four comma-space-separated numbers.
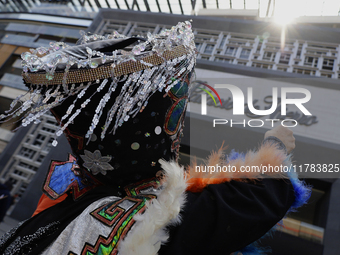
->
80, 150, 114, 175
0, 21, 196, 147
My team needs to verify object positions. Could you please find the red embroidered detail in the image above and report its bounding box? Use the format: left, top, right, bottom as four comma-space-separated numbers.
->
43, 154, 101, 200
64, 129, 84, 151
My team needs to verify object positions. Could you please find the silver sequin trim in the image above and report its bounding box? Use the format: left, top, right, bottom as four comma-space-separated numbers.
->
3, 221, 59, 255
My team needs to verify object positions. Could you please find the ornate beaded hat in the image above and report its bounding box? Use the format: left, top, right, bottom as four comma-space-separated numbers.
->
0, 21, 196, 185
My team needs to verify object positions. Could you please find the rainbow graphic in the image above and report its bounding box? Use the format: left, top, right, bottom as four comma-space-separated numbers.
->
199, 83, 223, 106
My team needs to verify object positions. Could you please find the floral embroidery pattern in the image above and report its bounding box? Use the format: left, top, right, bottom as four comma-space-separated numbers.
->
80, 150, 114, 175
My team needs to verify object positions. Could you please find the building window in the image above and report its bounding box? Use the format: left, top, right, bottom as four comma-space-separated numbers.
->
41, 126, 56, 134
277, 67, 288, 72
215, 57, 233, 63
322, 59, 334, 71
239, 49, 251, 59
17, 183, 28, 198
37, 154, 45, 163
304, 57, 318, 67
19, 147, 36, 159
263, 51, 276, 62
33, 134, 46, 147
237, 61, 247, 66
252, 62, 272, 69
225, 46, 237, 56
41, 137, 55, 152
279, 53, 291, 64
320, 73, 332, 78
219, 36, 227, 48
13, 170, 28, 178
306, 50, 324, 55
229, 40, 246, 46
195, 43, 202, 52
204, 44, 215, 54
293, 68, 316, 76
46, 119, 57, 125
18, 162, 38, 172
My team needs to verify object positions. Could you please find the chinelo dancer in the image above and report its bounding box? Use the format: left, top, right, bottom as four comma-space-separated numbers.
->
0, 21, 310, 255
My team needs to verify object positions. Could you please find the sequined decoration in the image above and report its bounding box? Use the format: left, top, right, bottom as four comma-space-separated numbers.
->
2, 221, 59, 255
154, 126, 162, 135
0, 220, 26, 252
0, 21, 196, 147
131, 142, 140, 150
80, 150, 114, 175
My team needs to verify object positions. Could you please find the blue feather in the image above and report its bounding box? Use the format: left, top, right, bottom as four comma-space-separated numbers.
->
287, 171, 312, 212
231, 155, 312, 254
226, 149, 245, 162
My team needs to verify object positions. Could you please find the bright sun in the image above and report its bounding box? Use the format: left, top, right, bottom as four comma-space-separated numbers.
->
273, 0, 301, 25
270, 0, 340, 25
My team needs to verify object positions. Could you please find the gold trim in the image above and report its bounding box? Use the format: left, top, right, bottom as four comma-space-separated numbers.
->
22, 46, 189, 86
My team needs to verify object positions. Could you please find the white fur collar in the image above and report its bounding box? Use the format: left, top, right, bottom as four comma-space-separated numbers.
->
118, 159, 187, 255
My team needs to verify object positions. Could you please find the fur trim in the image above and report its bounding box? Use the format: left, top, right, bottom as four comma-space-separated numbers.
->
230, 152, 311, 255
118, 159, 187, 255
187, 143, 289, 192
233, 173, 312, 255
286, 171, 311, 212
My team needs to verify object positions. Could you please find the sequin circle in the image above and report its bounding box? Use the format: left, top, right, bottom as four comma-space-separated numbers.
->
91, 134, 97, 142
155, 126, 162, 135
131, 142, 140, 150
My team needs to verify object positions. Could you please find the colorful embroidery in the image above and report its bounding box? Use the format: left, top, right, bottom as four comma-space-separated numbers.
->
82, 178, 159, 255
124, 177, 160, 197
164, 97, 187, 136
64, 129, 85, 152
84, 197, 146, 255
171, 136, 181, 155
90, 197, 141, 227
164, 73, 190, 136
43, 154, 101, 200
164, 72, 191, 159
